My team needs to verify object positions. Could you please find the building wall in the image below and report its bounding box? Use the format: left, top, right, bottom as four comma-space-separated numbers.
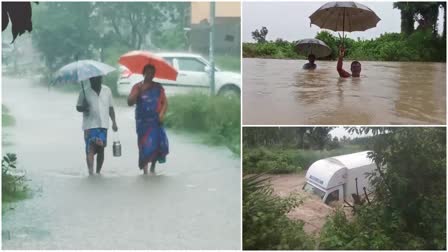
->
190, 2, 240, 24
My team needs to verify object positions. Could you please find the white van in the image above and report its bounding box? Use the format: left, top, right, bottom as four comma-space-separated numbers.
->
303, 151, 376, 205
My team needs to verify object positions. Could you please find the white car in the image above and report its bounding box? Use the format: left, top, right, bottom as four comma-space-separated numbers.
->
116, 52, 241, 97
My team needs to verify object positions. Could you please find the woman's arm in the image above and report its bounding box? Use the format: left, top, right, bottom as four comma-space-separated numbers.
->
127, 83, 141, 106
159, 88, 168, 122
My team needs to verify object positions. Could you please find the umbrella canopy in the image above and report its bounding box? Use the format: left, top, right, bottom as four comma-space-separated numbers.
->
119, 51, 178, 81
295, 38, 331, 58
309, 2, 381, 33
53, 60, 115, 84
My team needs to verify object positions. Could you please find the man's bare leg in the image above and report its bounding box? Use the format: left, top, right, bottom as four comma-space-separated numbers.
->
143, 164, 148, 175
96, 146, 105, 174
86, 145, 95, 175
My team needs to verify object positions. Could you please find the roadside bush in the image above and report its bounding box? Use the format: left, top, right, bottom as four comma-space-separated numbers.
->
2, 153, 28, 203
243, 175, 314, 250
164, 93, 240, 154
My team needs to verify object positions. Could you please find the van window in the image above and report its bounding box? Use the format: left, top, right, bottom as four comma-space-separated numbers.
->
303, 183, 326, 199
325, 190, 339, 204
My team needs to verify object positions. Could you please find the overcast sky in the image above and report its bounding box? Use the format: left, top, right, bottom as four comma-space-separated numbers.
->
330, 127, 372, 139
243, 1, 444, 42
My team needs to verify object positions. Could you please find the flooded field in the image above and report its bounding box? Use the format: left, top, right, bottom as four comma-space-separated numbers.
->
243, 59, 446, 125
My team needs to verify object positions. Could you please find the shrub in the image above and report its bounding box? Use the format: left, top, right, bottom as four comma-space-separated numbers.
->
164, 93, 240, 154
243, 175, 314, 249
2, 153, 28, 203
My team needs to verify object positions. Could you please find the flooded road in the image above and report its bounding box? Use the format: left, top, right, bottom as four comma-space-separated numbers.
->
2, 76, 241, 249
243, 59, 446, 125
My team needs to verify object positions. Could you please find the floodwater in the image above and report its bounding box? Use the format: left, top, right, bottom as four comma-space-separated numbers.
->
1, 76, 241, 249
260, 174, 334, 235
243, 59, 446, 125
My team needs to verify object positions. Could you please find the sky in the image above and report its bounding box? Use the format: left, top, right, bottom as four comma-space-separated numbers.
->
330, 126, 372, 139
243, 1, 444, 42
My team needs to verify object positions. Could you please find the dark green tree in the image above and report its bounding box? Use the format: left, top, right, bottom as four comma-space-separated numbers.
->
252, 26, 268, 44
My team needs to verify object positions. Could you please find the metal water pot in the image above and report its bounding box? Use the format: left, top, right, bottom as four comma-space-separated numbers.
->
113, 140, 121, 157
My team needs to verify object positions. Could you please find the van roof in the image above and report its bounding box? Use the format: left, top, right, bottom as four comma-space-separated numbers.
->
305, 151, 374, 190
327, 151, 374, 170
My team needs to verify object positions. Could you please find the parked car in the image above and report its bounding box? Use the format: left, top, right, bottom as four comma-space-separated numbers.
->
116, 52, 241, 97
303, 151, 375, 205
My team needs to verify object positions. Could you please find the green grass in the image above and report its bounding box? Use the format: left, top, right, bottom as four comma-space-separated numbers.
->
215, 55, 241, 72
2, 105, 15, 127
243, 145, 365, 174
164, 93, 240, 155
2, 153, 30, 205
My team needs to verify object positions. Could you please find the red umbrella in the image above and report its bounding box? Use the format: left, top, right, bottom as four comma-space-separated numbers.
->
119, 51, 178, 81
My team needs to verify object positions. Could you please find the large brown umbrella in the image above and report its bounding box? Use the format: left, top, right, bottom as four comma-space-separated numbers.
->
309, 2, 381, 44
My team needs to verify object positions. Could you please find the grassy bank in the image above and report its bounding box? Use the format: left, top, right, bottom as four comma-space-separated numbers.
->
2, 153, 29, 205
215, 55, 241, 72
243, 145, 364, 174
2, 105, 15, 127
164, 93, 240, 155
243, 30, 446, 62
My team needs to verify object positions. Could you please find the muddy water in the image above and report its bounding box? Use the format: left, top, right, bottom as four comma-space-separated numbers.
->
2, 76, 241, 249
263, 173, 348, 235
243, 59, 446, 125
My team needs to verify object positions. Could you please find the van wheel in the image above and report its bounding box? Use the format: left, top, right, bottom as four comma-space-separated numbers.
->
218, 85, 240, 99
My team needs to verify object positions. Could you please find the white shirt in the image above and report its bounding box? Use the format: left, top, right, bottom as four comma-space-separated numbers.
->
77, 85, 114, 130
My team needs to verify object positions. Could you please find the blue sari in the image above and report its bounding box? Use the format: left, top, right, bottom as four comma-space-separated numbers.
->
135, 83, 169, 169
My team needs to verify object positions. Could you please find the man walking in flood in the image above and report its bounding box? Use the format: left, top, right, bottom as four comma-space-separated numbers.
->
76, 76, 118, 175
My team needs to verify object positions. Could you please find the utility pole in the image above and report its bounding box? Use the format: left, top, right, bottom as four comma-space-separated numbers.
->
209, 2, 216, 95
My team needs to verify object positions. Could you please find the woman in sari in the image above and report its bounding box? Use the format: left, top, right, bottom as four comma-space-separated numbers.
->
127, 64, 169, 175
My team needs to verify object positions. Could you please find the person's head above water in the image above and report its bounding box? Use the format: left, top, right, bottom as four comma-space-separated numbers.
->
350, 61, 361, 77
89, 76, 102, 90
142, 64, 156, 82
308, 54, 316, 64
339, 46, 361, 77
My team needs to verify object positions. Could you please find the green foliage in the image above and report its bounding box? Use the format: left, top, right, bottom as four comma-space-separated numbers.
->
251, 26, 269, 43
243, 145, 363, 174
215, 55, 241, 72
32, 2, 189, 73
243, 41, 301, 59
164, 93, 240, 154
243, 175, 314, 250
243, 127, 334, 150
32, 3, 98, 72
2, 153, 29, 203
2, 105, 15, 127
243, 30, 446, 62
320, 127, 446, 250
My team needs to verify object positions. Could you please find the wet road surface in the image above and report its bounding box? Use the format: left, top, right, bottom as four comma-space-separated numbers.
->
2, 76, 241, 249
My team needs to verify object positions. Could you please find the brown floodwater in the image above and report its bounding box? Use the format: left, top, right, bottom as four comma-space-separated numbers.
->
243, 59, 446, 125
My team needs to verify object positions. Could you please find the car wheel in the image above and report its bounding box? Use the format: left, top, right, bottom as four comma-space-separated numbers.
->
218, 85, 240, 99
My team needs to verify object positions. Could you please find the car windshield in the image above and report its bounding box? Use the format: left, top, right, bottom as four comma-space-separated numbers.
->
303, 183, 326, 199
